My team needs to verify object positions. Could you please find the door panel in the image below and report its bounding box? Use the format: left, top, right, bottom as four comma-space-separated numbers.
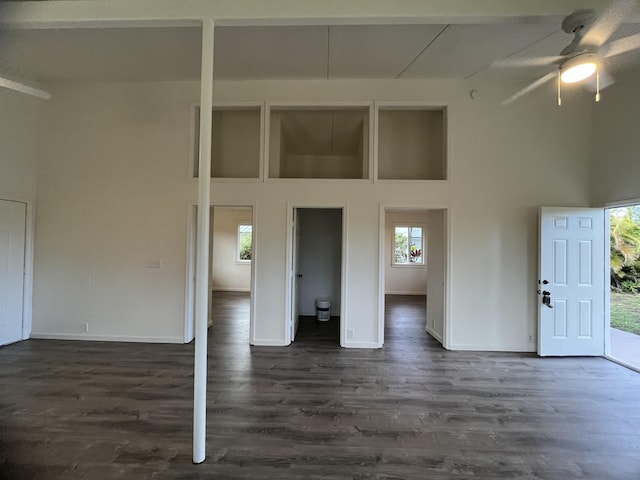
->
538, 207, 605, 356
0, 200, 26, 346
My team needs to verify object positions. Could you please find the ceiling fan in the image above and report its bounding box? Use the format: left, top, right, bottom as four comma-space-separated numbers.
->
497, 0, 640, 105
0, 74, 51, 100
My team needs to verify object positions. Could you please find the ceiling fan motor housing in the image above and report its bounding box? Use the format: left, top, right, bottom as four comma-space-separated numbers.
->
560, 9, 597, 55
561, 9, 596, 35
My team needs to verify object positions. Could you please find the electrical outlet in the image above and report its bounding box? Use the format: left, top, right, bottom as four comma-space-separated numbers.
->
528, 335, 533, 342
83, 323, 89, 333
347, 329, 354, 340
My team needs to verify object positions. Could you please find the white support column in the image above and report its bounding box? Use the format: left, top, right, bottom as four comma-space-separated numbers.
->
193, 17, 214, 465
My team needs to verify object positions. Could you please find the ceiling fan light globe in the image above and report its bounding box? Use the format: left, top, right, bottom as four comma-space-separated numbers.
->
561, 62, 597, 83
559, 53, 599, 83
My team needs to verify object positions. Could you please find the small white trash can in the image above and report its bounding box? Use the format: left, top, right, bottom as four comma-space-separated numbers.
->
315, 297, 331, 322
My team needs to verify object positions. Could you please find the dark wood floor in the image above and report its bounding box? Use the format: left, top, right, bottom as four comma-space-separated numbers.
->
1, 293, 640, 479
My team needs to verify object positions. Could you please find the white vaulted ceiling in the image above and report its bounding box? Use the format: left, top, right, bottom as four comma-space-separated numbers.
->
1, 20, 640, 84
0, 27, 203, 82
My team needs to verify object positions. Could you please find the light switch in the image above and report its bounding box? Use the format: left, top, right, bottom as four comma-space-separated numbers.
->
145, 258, 164, 268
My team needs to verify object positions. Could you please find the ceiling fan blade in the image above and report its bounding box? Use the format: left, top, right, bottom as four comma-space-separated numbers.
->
601, 32, 640, 58
580, 0, 638, 48
492, 56, 564, 68
502, 72, 557, 105
0, 75, 51, 100
600, 68, 616, 89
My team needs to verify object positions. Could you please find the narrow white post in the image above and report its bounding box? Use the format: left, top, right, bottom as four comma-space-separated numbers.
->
193, 18, 214, 465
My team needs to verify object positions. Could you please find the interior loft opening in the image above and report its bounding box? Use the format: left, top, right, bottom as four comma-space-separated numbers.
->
269, 107, 370, 179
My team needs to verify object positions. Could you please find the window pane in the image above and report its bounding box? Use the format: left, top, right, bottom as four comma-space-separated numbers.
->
238, 224, 252, 261
394, 227, 409, 264
409, 238, 422, 263
409, 226, 423, 264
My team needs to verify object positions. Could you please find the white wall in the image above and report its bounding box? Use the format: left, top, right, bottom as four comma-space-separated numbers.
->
211, 206, 252, 291
0, 89, 40, 200
32, 82, 198, 343
297, 208, 342, 316
31, 78, 594, 350
590, 71, 640, 206
384, 210, 428, 295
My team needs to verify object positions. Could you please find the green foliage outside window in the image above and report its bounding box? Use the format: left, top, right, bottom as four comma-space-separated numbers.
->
394, 226, 423, 264
610, 207, 640, 293
239, 225, 252, 261
394, 230, 408, 263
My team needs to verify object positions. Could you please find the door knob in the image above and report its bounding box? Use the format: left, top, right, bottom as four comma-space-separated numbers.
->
541, 290, 553, 308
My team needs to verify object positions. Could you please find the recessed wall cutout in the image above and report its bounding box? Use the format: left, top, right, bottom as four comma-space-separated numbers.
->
269, 107, 370, 179
193, 106, 261, 179
377, 107, 447, 180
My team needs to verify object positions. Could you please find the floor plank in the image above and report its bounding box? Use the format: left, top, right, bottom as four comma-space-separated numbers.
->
0, 293, 639, 479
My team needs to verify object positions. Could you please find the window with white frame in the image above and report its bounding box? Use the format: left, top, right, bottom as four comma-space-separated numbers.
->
237, 224, 252, 262
393, 225, 423, 265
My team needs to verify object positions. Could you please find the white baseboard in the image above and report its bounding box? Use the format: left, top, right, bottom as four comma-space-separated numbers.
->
342, 341, 381, 349
212, 287, 250, 292
425, 326, 443, 344
385, 291, 427, 296
448, 343, 535, 353
30, 332, 184, 344
251, 338, 288, 346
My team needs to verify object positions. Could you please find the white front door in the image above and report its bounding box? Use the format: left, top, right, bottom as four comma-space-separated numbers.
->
538, 207, 605, 356
0, 200, 26, 346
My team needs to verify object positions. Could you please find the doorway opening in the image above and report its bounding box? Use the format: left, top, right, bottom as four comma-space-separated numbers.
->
0, 199, 27, 347
287, 207, 344, 346
607, 204, 640, 371
379, 207, 448, 348
185, 205, 255, 344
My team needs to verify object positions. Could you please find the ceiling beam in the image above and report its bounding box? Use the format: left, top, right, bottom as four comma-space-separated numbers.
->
0, 0, 629, 29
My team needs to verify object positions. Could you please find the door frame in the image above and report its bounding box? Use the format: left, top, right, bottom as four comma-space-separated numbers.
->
0, 196, 35, 341
378, 204, 452, 349
184, 202, 257, 344
604, 209, 612, 358
285, 202, 348, 346
602, 199, 640, 368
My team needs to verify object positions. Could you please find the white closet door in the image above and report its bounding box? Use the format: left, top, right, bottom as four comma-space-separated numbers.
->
0, 200, 26, 346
